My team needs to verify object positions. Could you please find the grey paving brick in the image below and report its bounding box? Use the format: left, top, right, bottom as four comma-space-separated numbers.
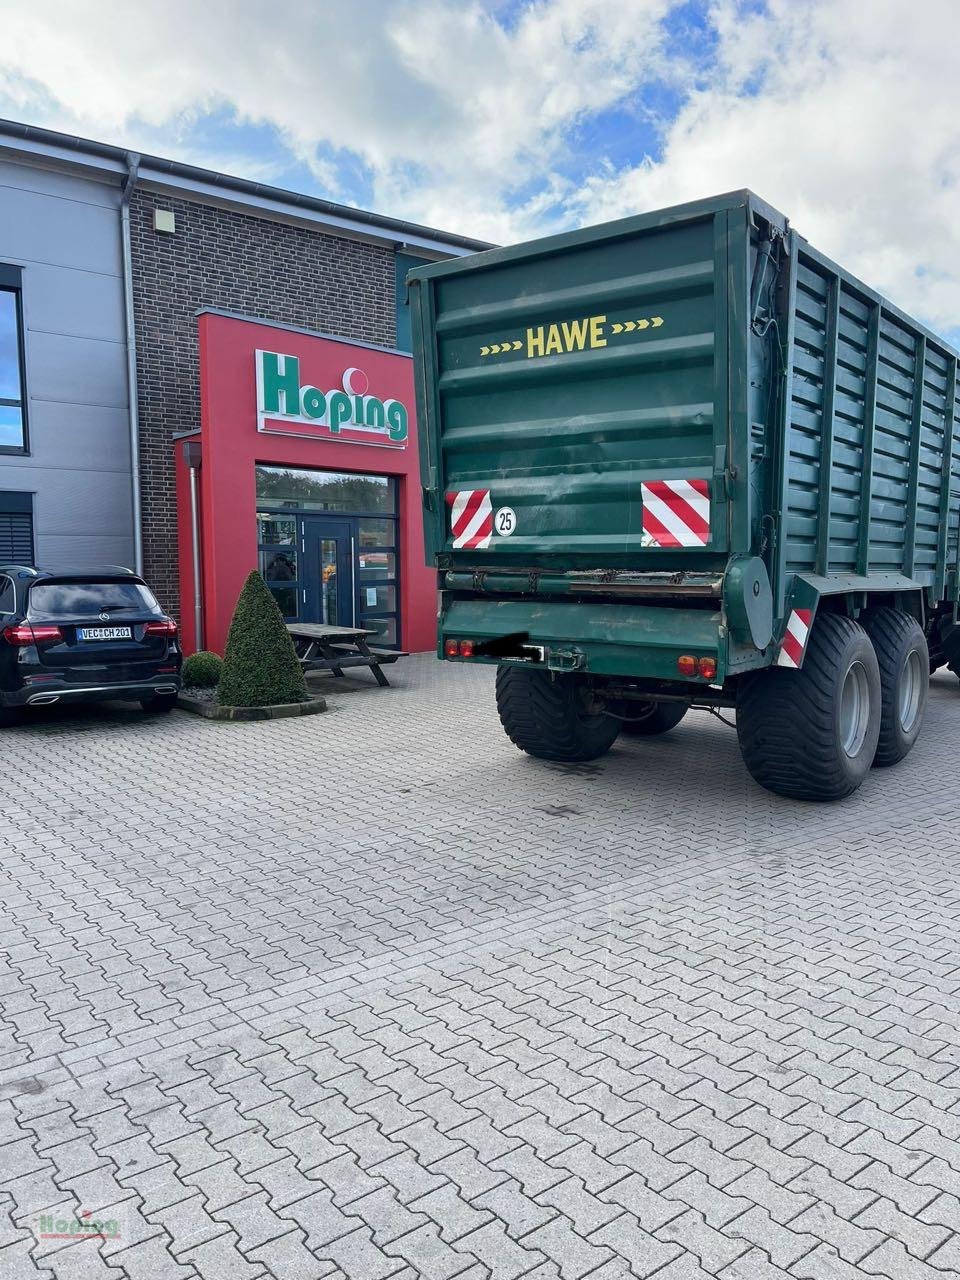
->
30, 1239, 127, 1280
345, 1186, 428, 1246
245, 1227, 336, 1279
655, 1208, 750, 1273
315, 1225, 407, 1279
382, 1223, 480, 1279
430, 1148, 509, 1200
608, 1138, 692, 1191
783, 1134, 870, 1182
669, 1137, 755, 1190
407, 1184, 492, 1244
720, 1248, 795, 1278
489, 1144, 567, 1197
789, 1203, 887, 1265
367, 1152, 447, 1207
178, 1229, 265, 1280
597, 1171, 685, 1233
724, 1205, 821, 1269
854, 1196, 951, 1259
654, 1252, 723, 1280
786, 1163, 877, 1220
523, 1214, 613, 1278
457, 1219, 546, 1279
666, 1169, 753, 1228
474, 1176, 556, 1239
790, 1242, 872, 1280
108, 1234, 199, 1280
859, 1239, 948, 1279
0, 1238, 56, 1280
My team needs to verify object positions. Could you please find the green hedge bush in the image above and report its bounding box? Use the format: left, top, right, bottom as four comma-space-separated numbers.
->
182, 650, 223, 689
217, 570, 308, 708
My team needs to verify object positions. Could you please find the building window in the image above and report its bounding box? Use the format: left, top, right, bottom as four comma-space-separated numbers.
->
256, 465, 396, 513
395, 252, 432, 353
0, 491, 34, 563
0, 265, 27, 454
257, 513, 300, 621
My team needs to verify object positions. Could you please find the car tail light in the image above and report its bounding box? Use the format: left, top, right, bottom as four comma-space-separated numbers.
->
3, 623, 62, 646
459, 640, 475, 658
144, 619, 178, 637
697, 656, 717, 680
677, 655, 697, 676
444, 638, 460, 657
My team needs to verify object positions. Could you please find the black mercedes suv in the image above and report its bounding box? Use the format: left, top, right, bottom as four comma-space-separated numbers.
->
0, 566, 182, 723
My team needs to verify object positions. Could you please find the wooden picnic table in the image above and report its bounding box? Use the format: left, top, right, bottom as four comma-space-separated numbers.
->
286, 623, 407, 688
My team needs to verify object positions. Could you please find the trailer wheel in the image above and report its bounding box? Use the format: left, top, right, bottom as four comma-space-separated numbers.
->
861, 608, 928, 766
495, 666, 619, 762
615, 701, 688, 736
736, 613, 881, 801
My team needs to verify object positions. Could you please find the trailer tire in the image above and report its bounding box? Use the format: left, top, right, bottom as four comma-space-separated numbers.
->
736, 613, 881, 801
861, 608, 928, 767
495, 666, 619, 762
615, 701, 688, 736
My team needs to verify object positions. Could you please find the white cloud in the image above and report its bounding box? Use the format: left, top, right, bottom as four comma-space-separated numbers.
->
572, 0, 960, 337
0, 0, 675, 242
0, 0, 958, 336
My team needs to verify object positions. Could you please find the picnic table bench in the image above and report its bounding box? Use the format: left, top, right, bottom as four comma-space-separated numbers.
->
286, 623, 407, 688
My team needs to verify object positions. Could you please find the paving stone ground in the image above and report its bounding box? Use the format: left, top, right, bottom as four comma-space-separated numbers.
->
1, 655, 960, 1279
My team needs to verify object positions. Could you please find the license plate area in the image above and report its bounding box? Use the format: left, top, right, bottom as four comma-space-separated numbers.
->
518, 643, 545, 662
501, 643, 545, 664
78, 626, 133, 641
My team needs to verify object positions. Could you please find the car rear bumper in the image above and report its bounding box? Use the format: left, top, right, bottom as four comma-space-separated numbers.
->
2, 678, 181, 708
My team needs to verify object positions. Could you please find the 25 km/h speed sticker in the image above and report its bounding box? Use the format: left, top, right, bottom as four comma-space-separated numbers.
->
494, 507, 517, 537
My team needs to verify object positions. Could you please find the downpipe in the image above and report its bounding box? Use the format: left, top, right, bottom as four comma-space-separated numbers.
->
120, 152, 143, 575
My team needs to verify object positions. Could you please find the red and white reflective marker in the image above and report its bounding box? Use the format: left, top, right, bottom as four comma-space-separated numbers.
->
776, 608, 814, 668
447, 489, 493, 550
641, 479, 710, 547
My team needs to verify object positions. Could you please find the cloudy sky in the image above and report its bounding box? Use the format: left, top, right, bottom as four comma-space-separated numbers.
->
2, 0, 959, 340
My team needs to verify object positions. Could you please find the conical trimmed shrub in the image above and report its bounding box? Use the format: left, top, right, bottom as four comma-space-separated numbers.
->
217, 570, 308, 708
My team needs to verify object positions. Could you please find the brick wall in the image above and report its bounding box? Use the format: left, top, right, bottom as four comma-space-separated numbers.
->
129, 188, 397, 615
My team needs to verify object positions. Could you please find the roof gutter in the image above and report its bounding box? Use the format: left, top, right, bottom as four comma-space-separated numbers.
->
120, 151, 143, 575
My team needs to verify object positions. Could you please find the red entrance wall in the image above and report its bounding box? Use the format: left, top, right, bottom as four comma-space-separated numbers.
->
174, 311, 436, 657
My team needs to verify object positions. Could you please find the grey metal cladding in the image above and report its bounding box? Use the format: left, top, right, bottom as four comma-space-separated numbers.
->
25, 330, 127, 409
0, 156, 134, 569
22, 260, 126, 344
26, 401, 130, 470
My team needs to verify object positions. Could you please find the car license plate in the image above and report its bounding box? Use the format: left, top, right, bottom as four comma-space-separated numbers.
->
78, 626, 132, 641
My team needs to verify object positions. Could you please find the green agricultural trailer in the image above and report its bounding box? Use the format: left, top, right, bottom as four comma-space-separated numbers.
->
408, 190, 960, 801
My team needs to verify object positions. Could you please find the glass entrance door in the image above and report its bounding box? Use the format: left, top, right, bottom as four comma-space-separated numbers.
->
303, 517, 353, 627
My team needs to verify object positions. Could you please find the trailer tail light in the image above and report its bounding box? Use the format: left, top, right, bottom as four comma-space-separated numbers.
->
3, 623, 63, 646
677, 655, 697, 676
144, 619, 178, 637
697, 656, 717, 680
444, 638, 476, 658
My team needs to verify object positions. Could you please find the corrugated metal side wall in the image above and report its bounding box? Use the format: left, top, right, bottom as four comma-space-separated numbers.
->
782, 244, 959, 599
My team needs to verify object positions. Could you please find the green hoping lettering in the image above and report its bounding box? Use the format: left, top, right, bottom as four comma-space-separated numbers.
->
259, 352, 301, 415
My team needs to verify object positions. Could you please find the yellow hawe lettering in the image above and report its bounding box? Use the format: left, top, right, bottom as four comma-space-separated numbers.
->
544, 324, 563, 355
560, 318, 589, 351
526, 326, 545, 358
589, 314, 607, 349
